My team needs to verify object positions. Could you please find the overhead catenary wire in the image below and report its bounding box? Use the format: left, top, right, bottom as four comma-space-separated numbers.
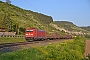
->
23, 0, 39, 11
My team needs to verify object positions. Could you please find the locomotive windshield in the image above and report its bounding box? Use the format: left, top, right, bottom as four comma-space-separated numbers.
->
26, 30, 33, 32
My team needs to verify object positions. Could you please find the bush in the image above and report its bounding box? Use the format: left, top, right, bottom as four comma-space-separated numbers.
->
0, 37, 86, 60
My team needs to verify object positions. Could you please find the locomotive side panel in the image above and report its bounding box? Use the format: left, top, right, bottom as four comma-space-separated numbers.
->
33, 29, 46, 40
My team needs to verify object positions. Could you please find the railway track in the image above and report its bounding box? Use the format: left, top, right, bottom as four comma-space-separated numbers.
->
0, 41, 41, 48
0, 39, 71, 53
0, 40, 44, 53
0, 39, 71, 48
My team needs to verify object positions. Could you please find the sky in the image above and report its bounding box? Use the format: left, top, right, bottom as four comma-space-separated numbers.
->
2, 0, 90, 26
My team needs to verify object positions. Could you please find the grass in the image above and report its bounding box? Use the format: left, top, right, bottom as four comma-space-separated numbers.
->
0, 38, 26, 44
0, 48, 41, 60
0, 37, 86, 60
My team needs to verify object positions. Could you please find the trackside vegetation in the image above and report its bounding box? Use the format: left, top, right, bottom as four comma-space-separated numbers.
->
84, 54, 90, 60
0, 37, 86, 60
0, 38, 26, 44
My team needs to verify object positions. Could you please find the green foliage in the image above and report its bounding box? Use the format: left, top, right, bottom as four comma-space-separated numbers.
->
87, 54, 90, 60
80, 26, 90, 32
74, 36, 80, 40
84, 54, 90, 60
54, 21, 88, 33
0, 48, 42, 60
32, 12, 53, 24
37, 38, 86, 60
0, 37, 86, 60
0, 1, 88, 36
0, 1, 53, 35
84, 35, 90, 39
3, 13, 12, 32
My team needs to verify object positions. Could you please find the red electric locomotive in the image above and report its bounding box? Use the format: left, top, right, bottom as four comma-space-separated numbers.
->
25, 28, 46, 41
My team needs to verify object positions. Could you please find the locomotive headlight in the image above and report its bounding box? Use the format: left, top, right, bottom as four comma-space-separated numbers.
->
31, 34, 33, 35
26, 34, 28, 35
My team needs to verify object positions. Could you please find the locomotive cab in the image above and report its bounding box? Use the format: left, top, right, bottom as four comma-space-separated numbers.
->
25, 30, 34, 37
25, 28, 35, 41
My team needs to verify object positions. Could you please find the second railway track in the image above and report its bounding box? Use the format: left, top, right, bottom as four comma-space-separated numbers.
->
0, 39, 71, 48
0, 41, 41, 48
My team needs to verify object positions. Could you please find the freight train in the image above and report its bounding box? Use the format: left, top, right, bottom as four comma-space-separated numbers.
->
25, 28, 72, 42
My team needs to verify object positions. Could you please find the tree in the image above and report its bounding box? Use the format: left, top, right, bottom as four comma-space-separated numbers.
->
3, 13, 12, 32
6, 0, 11, 4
